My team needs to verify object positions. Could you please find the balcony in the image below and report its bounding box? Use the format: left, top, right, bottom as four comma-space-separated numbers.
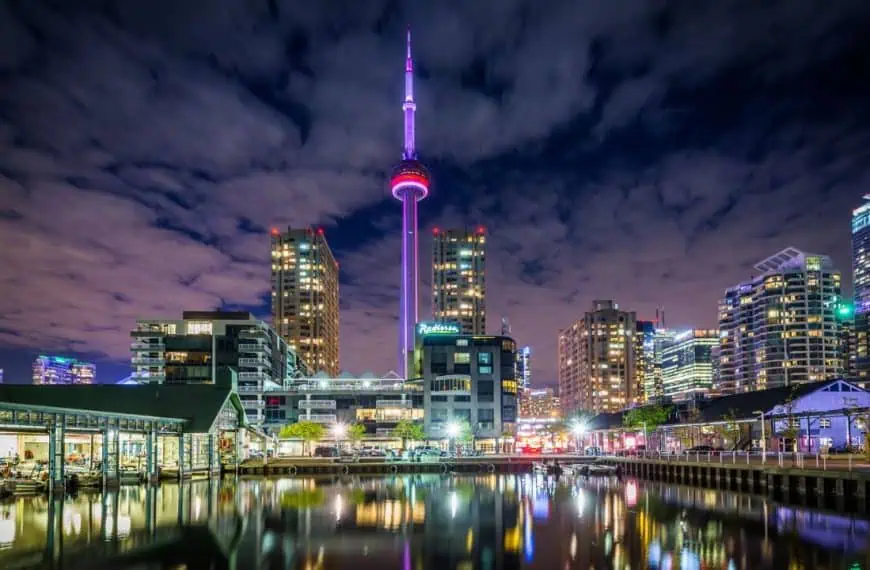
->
238, 343, 269, 353
299, 400, 337, 409
305, 414, 338, 423
238, 371, 269, 381
239, 328, 268, 339
131, 341, 164, 351
131, 373, 164, 382
238, 357, 269, 368
132, 357, 164, 366
376, 399, 412, 409
236, 385, 261, 393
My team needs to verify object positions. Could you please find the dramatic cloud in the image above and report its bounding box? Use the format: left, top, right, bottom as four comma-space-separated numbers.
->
1, 0, 869, 382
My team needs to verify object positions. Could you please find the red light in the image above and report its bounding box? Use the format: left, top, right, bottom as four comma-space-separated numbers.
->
476, 225, 485, 234
317, 227, 324, 235
391, 173, 430, 188
270, 227, 279, 236
432, 227, 440, 235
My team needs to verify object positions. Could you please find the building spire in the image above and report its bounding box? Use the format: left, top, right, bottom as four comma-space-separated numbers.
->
402, 26, 416, 160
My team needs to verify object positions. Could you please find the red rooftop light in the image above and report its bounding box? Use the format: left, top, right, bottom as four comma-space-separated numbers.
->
317, 227, 325, 235
270, 227, 279, 236
432, 227, 440, 235
476, 225, 486, 234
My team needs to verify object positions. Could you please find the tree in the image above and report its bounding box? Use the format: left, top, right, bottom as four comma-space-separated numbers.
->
393, 420, 425, 450
347, 423, 367, 446
711, 409, 741, 450
623, 405, 672, 451
279, 421, 326, 456
778, 386, 800, 453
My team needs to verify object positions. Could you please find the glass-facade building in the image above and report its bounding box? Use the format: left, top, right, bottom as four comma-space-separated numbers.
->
852, 195, 870, 384
32, 355, 95, 385
660, 330, 718, 400
431, 228, 487, 335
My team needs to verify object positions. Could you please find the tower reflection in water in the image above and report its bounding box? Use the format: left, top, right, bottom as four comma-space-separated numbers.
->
0, 475, 868, 569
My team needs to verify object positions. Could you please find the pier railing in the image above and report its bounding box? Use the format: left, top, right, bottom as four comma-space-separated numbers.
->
607, 449, 866, 472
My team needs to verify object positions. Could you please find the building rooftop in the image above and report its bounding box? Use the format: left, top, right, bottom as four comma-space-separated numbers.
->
0, 384, 243, 433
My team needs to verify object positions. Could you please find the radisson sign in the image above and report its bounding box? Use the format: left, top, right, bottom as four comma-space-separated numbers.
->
416, 321, 461, 336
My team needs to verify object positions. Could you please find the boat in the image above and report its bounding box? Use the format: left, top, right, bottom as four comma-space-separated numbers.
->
119, 469, 143, 485
2, 478, 46, 494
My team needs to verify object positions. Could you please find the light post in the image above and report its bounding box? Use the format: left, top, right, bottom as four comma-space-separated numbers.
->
570, 420, 586, 454
642, 422, 648, 454
753, 410, 765, 464
333, 422, 347, 453
446, 422, 460, 455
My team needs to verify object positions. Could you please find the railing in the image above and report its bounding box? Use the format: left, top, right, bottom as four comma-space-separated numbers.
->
131, 341, 164, 350
376, 400, 411, 408
238, 343, 269, 353
299, 400, 337, 409
608, 449, 863, 472
238, 357, 269, 367
132, 357, 164, 366
305, 414, 338, 423
238, 371, 269, 381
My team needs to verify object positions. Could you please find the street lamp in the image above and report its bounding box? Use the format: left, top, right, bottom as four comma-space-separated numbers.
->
570, 420, 586, 453
753, 410, 765, 464
333, 422, 347, 452
446, 422, 460, 454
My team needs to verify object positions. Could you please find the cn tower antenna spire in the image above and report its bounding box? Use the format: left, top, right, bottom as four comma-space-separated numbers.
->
403, 27, 416, 160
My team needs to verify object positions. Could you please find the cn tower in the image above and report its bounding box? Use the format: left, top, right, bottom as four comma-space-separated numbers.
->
390, 28, 430, 378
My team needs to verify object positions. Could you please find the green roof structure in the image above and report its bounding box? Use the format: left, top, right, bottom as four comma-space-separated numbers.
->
0, 384, 245, 433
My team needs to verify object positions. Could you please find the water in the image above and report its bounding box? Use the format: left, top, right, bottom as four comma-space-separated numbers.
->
0, 475, 868, 569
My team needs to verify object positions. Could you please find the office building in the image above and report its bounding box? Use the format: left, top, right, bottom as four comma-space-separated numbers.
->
130, 311, 310, 425
518, 387, 561, 419
32, 356, 95, 385
635, 321, 656, 402
391, 31, 431, 377
432, 228, 487, 334
853, 195, 870, 383
270, 226, 340, 375
661, 329, 718, 400
558, 300, 640, 415
262, 372, 423, 439
717, 248, 842, 394
416, 322, 518, 448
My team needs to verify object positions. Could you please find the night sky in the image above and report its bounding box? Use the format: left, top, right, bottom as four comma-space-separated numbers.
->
1, 0, 870, 385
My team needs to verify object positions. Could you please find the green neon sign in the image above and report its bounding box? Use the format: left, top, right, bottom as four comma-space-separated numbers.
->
416, 322, 461, 336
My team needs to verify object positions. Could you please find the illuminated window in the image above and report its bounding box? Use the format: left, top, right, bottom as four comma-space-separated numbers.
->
186, 321, 213, 335
454, 353, 470, 364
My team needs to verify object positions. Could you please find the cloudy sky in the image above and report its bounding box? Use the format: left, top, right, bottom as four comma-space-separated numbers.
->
1, 0, 869, 384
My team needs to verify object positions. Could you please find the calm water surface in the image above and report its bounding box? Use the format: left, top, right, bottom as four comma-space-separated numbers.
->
0, 474, 868, 569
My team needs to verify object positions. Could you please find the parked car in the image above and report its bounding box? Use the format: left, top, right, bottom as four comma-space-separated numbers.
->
313, 446, 339, 458
584, 446, 603, 456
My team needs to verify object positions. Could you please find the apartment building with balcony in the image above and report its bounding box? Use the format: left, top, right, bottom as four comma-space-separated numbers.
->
717, 248, 843, 394
130, 310, 310, 425
259, 371, 423, 436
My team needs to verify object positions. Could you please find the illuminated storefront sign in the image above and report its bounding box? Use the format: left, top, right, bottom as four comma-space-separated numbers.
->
416, 322, 460, 336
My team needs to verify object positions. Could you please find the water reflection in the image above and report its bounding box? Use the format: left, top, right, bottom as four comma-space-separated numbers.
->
0, 475, 868, 569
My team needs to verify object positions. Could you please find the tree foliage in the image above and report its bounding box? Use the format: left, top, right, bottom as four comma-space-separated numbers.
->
347, 423, 367, 443
279, 421, 326, 455
393, 420, 426, 448
454, 420, 474, 442
711, 408, 741, 449
623, 405, 671, 430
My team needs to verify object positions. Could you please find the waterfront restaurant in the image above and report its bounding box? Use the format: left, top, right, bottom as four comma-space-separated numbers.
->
0, 383, 251, 490
584, 379, 870, 453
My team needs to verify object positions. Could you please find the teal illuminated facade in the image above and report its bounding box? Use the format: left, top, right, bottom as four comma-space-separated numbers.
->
661, 330, 718, 400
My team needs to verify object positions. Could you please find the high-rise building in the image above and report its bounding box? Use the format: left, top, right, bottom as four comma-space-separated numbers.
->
432, 228, 486, 334
634, 321, 656, 402
852, 195, 870, 383
516, 346, 531, 390
717, 248, 842, 394
32, 356, 95, 385
391, 30, 431, 378
270, 226, 340, 375
518, 387, 561, 419
651, 329, 677, 401
558, 300, 640, 414
661, 329, 718, 400
131, 311, 310, 425
416, 323, 518, 443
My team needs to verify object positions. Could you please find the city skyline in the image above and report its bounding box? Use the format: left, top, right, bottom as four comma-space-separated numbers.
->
1, 2, 869, 384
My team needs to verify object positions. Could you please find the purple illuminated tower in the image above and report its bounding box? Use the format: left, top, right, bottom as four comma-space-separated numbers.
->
391, 28, 430, 378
